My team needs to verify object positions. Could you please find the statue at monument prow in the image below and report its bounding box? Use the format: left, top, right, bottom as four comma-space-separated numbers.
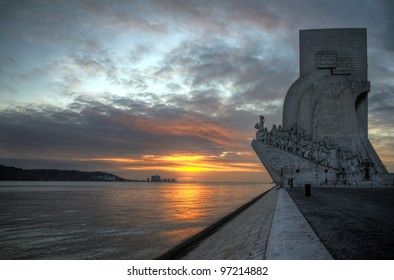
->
252, 28, 391, 186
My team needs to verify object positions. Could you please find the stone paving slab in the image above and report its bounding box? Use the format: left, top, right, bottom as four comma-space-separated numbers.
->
181, 188, 279, 260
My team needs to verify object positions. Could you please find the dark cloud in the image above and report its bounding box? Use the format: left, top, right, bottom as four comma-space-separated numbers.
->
72, 55, 115, 79
166, 83, 181, 91
166, 88, 227, 116
157, 36, 296, 124
161, 39, 240, 88
81, 0, 167, 33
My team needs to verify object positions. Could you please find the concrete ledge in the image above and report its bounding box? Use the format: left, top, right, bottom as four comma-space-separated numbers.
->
265, 188, 333, 260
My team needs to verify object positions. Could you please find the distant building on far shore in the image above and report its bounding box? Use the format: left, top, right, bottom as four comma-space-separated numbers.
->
147, 175, 177, 182
151, 175, 161, 182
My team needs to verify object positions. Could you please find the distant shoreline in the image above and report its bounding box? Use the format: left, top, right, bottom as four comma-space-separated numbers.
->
0, 164, 136, 182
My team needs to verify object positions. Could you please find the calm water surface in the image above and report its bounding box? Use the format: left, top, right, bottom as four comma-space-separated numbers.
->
0, 181, 273, 259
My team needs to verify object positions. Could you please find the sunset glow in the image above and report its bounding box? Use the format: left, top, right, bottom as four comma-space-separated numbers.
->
80, 154, 264, 181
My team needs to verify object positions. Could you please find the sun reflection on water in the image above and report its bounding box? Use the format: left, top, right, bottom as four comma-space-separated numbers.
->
161, 184, 211, 221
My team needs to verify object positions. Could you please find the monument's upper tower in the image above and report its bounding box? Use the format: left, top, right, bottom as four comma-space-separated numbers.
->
299, 28, 367, 80
283, 28, 370, 146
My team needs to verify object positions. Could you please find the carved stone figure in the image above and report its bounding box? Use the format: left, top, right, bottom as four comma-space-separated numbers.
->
254, 115, 265, 131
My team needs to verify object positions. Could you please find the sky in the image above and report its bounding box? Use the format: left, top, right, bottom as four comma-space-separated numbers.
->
0, 0, 393, 182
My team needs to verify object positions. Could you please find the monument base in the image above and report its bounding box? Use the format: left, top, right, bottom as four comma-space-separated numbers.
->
252, 139, 386, 186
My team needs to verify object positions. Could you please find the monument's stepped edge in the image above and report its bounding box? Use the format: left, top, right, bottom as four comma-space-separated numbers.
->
253, 28, 393, 186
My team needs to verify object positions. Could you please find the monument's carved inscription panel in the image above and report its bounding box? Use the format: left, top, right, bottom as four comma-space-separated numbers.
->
317, 51, 336, 69
252, 28, 390, 185
333, 57, 352, 75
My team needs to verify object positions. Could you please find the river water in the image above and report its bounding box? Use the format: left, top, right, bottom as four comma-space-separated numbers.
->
0, 181, 273, 259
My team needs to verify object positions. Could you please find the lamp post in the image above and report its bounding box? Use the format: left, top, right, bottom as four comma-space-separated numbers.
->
324, 169, 328, 185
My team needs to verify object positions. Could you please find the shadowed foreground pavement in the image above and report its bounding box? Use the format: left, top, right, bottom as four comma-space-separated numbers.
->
287, 187, 394, 259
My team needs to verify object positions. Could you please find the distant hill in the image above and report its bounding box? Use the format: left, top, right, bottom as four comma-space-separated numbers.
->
0, 164, 130, 182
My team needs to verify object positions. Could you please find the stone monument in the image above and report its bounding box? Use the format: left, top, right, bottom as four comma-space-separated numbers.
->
252, 28, 390, 186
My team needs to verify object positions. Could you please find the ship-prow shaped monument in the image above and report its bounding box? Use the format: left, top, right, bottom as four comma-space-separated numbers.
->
252, 28, 393, 186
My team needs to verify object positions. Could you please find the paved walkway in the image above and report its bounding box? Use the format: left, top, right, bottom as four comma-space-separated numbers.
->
287, 186, 394, 259
181, 188, 278, 259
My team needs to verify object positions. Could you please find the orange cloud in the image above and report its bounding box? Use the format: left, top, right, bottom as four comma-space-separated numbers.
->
79, 157, 142, 163
116, 114, 242, 148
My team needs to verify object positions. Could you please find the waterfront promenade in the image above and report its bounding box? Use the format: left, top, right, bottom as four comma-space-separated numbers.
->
157, 185, 394, 260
